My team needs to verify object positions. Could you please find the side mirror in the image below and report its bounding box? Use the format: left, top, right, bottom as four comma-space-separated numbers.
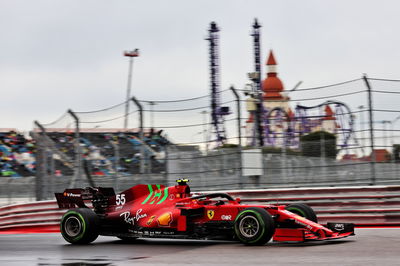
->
236, 197, 241, 203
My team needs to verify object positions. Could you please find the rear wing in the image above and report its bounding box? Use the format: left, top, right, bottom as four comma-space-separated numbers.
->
55, 187, 116, 209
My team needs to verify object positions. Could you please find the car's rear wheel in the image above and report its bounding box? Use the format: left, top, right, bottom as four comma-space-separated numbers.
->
60, 208, 99, 244
234, 207, 275, 245
285, 203, 318, 223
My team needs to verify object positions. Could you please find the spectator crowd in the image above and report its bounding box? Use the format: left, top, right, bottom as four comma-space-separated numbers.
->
0, 131, 36, 177
0, 129, 168, 178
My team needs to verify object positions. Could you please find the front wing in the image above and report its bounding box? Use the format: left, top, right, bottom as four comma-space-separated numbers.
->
273, 222, 355, 242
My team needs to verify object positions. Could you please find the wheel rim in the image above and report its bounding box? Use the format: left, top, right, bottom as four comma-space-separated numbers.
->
64, 216, 82, 237
239, 216, 260, 238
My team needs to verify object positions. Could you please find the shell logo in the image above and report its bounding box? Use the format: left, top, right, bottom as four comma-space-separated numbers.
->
157, 212, 173, 227
146, 215, 156, 225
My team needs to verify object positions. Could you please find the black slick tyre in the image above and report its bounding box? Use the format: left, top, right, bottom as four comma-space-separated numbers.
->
234, 207, 275, 246
285, 203, 318, 223
60, 208, 99, 244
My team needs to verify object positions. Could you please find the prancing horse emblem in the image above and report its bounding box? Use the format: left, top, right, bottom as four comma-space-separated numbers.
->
207, 210, 215, 219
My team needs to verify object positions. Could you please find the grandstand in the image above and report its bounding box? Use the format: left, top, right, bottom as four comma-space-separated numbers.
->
0, 129, 36, 178
0, 128, 169, 178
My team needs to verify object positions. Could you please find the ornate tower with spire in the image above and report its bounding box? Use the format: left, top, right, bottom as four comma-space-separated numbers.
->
245, 44, 341, 147
321, 105, 337, 133
262, 50, 290, 111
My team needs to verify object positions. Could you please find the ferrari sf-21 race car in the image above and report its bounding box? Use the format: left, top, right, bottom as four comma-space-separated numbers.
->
55, 179, 355, 245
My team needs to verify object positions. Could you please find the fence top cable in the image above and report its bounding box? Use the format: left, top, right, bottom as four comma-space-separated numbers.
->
237, 78, 362, 93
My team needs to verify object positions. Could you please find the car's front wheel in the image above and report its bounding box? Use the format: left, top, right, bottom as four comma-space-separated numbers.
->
285, 203, 318, 223
60, 208, 99, 244
234, 207, 275, 245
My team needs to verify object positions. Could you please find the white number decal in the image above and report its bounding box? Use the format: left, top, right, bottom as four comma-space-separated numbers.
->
116, 194, 126, 205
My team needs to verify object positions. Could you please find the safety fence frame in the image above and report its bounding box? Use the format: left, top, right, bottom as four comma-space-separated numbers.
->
17, 75, 400, 201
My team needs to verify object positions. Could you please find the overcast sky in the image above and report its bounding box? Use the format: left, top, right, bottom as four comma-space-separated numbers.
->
1, 0, 400, 132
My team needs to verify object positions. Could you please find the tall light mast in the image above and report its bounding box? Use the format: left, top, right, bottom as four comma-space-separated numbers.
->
206, 22, 229, 146
251, 18, 265, 146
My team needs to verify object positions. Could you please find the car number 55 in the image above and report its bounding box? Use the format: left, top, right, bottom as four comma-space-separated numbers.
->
116, 194, 126, 205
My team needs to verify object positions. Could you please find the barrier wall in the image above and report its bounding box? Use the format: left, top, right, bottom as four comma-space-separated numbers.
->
1, 185, 399, 234
0, 201, 64, 234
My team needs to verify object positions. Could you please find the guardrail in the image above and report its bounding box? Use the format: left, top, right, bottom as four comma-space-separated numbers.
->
0, 201, 64, 234
1, 185, 399, 234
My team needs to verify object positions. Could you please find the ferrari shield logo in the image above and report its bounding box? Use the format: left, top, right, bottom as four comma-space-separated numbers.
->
207, 210, 215, 220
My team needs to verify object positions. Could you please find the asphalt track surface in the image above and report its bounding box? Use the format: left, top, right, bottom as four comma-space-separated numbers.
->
0, 229, 399, 266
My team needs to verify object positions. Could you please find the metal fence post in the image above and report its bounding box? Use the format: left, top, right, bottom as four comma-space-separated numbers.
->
49, 150, 55, 199
34, 120, 57, 199
33, 120, 46, 201
7, 178, 13, 205
44, 149, 53, 199
281, 126, 287, 182
164, 143, 169, 185
131, 97, 145, 175
230, 86, 243, 188
109, 140, 120, 190
67, 109, 82, 188
320, 128, 327, 181
363, 74, 376, 185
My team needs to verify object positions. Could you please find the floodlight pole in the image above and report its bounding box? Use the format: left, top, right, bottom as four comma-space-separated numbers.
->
124, 49, 139, 130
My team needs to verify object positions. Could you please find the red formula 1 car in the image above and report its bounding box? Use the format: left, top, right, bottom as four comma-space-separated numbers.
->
55, 179, 354, 245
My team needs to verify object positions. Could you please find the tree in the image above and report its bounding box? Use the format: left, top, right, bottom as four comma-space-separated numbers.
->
393, 144, 400, 163
300, 131, 337, 158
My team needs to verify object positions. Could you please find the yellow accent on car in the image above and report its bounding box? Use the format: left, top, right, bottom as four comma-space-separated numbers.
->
207, 210, 215, 219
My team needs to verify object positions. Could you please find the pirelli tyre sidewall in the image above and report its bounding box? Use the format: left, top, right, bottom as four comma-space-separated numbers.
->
60, 208, 99, 244
234, 207, 275, 246
285, 203, 318, 223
